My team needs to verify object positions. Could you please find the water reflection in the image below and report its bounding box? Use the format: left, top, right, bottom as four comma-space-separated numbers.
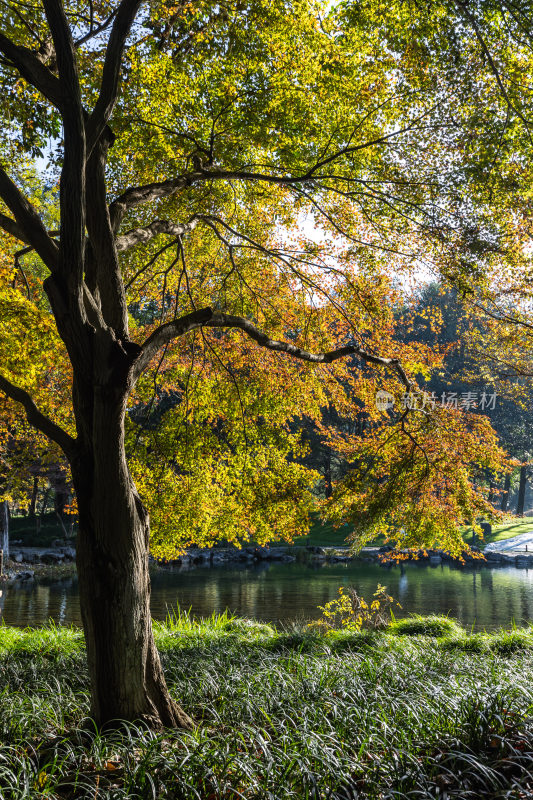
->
2, 561, 533, 630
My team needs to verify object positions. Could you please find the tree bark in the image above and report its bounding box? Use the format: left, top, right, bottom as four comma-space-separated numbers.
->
72, 387, 193, 730
501, 473, 511, 512
516, 465, 527, 516
29, 475, 38, 517
324, 453, 332, 499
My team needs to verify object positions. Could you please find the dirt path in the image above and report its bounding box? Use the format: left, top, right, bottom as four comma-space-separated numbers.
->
485, 532, 533, 552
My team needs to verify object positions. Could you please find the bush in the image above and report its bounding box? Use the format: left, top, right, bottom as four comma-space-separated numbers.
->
389, 614, 463, 637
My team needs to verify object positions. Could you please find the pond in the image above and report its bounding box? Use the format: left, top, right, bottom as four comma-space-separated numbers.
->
3, 559, 533, 630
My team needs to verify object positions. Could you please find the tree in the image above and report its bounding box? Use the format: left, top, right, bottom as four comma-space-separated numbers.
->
0, 0, 526, 728
0, 500, 8, 563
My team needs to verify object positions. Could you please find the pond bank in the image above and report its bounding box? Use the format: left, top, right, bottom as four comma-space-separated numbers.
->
157, 541, 533, 570
4, 537, 533, 586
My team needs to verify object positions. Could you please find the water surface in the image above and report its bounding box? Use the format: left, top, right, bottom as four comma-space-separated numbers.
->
2, 560, 533, 630
0, 562, 533, 630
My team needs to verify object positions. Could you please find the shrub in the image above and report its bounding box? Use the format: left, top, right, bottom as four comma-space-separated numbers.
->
312, 584, 400, 631
389, 614, 463, 638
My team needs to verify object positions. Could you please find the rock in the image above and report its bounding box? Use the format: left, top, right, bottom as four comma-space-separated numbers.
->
515, 555, 533, 568
41, 551, 64, 564
12, 552, 23, 563
61, 547, 76, 561
308, 546, 326, 555
429, 554, 442, 566
16, 570, 34, 581
379, 545, 393, 553
485, 552, 502, 563
500, 553, 516, 564
52, 538, 66, 548
265, 547, 288, 560
246, 546, 269, 560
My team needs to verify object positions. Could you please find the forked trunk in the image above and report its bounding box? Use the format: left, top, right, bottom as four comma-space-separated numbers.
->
72, 388, 193, 730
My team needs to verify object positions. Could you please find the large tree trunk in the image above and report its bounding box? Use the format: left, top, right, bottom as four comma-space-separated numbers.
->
73, 387, 193, 730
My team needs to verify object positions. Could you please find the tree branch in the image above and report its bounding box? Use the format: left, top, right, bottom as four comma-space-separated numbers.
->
42, 0, 86, 287
131, 307, 213, 381
110, 176, 189, 231
455, 0, 533, 127
0, 374, 76, 457
0, 167, 58, 269
115, 218, 199, 251
205, 312, 412, 386
0, 32, 63, 109
108, 117, 434, 228
0, 211, 30, 244
85, 0, 143, 153
132, 307, 412, 388
85, 128, 128, 336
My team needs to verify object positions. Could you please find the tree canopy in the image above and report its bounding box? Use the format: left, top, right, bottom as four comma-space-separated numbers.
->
1, 0, 533, 726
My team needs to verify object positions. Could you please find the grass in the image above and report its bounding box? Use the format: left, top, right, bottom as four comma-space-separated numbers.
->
292, 517, 356, 547
2, 614, 533, 797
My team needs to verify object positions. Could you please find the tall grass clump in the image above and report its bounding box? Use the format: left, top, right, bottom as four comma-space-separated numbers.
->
0, 615, 533, 797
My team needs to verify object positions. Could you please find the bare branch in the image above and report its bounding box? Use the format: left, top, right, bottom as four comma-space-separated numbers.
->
132, 307, 412, 388
205, 312, 411, 387
0, 374, 76, 457
85, 0, 143, 152
14, 246, 33, 298
0, 31, 63, 109
0, 167, 58, 269
116, 218, 199, 251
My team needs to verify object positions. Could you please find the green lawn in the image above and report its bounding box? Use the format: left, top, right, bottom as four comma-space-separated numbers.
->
292, 518, 358, 547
